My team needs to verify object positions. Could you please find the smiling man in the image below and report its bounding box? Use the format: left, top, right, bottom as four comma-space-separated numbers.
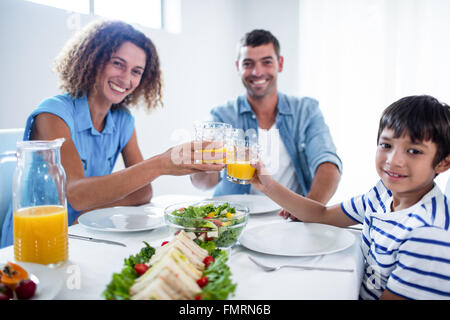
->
191, 29, 342, 206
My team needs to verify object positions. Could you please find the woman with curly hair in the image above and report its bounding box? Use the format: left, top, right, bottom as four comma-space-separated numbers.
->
0, 20, 224, 247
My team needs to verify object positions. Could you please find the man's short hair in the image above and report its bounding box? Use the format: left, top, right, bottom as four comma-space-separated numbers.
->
377, 95, 450, 166
237, 29, 281, 60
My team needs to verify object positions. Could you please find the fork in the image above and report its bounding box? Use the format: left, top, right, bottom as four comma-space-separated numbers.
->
248, 255, 354, 273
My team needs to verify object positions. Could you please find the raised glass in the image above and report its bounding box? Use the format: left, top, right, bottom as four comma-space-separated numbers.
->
193, 121, 232, 164
226, 139, 260, 184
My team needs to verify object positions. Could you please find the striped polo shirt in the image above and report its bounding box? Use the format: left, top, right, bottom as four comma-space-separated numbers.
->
341, 180, 450, 299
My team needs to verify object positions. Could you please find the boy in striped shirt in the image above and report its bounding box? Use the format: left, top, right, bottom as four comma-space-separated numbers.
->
251, 95, 450, 299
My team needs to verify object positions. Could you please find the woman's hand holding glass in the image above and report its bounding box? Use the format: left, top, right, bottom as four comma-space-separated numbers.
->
193, 121, 232, 164
160, 140, 226, 176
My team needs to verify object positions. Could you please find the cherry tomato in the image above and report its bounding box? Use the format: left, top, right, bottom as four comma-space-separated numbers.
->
134, 263, 149, 276
196, 276, 208, 288
203, 256, 215, 267
15, 279, 37, 300
194, 294, 202, 300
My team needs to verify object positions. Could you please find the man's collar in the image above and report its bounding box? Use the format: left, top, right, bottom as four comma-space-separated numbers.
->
239, 92, 292, 115
239, 95, 253, 114
276, 93, 292, 115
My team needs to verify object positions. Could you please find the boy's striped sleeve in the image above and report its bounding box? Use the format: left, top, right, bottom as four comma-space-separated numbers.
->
387, 226, 450, 299
340, 194, 365, 224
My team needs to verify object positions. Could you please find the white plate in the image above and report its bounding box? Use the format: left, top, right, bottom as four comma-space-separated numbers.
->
148, 194, 206, 210
1, 262, 63, 300
210, 194, 281, 214
239, 221, 355, 256
78, 206, 164, 232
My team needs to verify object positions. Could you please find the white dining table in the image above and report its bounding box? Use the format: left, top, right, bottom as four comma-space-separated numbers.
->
0, 194, 365, 300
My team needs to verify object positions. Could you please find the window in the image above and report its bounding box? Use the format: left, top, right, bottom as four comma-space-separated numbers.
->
94, 0, 161, 29
27, 0, 90, 14
27, 0, 164, 30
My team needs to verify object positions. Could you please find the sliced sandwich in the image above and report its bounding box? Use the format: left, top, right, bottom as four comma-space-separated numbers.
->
149, 231, 208, 271
129, 231, 209, 300
130, 262, 201, 300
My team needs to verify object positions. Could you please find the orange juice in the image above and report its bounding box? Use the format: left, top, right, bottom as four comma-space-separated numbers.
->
14, 205, 68, 265
227, 162, 256, 181
200, 147, 227, 163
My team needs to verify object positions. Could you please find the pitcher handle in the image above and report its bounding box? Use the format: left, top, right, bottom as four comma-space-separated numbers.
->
0, 151, 18, 165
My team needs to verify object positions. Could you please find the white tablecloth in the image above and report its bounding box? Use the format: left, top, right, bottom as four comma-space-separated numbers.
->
0, 194, 364, 300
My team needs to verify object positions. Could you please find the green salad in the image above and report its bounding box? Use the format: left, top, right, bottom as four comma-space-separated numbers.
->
102, 240, 236, 300
167, 202, 247, 248
103, 241, 155, 300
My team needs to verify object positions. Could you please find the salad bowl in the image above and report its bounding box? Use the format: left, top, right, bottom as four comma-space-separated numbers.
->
164, 201, 249, 248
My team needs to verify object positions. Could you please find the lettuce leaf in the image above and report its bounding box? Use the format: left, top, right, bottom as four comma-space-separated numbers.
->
102, 242, 155, 300
199, 242, 237, 300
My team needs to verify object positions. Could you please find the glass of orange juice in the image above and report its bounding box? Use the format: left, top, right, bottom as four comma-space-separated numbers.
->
226, 139, 260, 184
193, 121, 232, 164
12, 139, 68, 267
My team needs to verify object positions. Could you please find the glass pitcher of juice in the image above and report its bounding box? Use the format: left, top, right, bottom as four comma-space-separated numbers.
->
11, 139, 68, 266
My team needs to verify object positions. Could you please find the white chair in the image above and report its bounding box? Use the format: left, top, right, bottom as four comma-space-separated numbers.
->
0, 128, 24, 239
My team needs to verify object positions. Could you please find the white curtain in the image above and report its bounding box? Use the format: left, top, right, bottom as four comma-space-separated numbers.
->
298, 0, 450, 203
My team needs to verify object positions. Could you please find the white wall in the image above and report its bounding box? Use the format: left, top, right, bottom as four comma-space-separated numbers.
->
298, 0, 450, 202
0, 0, 301, 197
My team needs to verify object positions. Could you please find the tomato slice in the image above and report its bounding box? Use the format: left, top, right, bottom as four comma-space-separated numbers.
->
203, 256, 215, 267
196, 276, 208, 288
134, 263, 149, 276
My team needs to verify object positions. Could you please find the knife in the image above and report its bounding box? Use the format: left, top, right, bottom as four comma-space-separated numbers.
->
68, 234, 127, 247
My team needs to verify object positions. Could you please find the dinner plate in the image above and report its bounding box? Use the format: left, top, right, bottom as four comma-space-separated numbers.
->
239, 221, 355, 256
148, 194, 206, 210
210, 194, 281, 214
78, 206, 164, 232
0, 262, 63, 300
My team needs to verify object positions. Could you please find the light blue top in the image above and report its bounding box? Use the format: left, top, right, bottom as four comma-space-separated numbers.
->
0, 93, 134, 248
341, 180, 450, 299
211, 92, 342, 196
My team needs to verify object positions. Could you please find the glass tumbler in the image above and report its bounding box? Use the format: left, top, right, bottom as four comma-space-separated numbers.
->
226, 138, 260, 184
193, 121, 232, 164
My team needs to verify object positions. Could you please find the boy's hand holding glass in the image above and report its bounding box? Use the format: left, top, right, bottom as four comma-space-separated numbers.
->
226, 139, 261, 185
248, 160, 273, 191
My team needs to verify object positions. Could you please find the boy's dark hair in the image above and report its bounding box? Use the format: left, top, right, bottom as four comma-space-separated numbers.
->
377, 95, 450, 167
237, 29, 280, 59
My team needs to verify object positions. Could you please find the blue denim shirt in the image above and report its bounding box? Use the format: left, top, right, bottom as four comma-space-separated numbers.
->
211, 92, 342, 196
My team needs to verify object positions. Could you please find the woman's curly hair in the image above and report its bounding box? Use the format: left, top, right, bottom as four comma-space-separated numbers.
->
54, 19, 162, 110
